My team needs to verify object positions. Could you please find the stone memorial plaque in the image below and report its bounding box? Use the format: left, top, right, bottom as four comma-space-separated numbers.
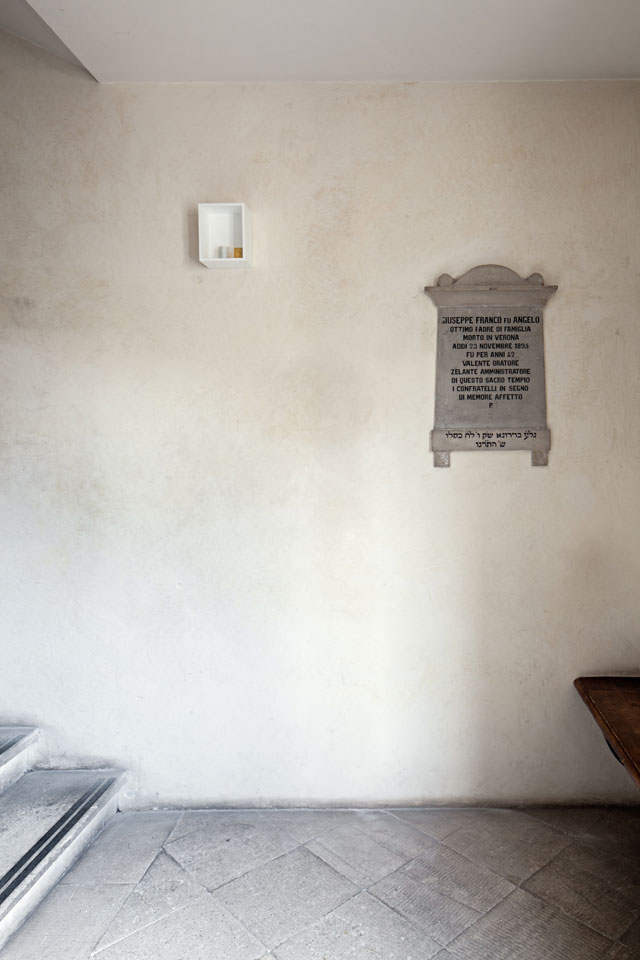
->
425, 264, 557, 467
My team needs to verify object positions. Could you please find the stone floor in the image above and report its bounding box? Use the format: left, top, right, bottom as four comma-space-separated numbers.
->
3, 805, 640, 959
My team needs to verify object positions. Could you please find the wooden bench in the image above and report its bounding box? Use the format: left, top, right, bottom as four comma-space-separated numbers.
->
574, 676, 640, 790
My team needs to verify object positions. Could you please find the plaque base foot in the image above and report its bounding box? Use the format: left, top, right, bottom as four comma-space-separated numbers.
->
531, 451, 548, 466
434, 451, 450, 468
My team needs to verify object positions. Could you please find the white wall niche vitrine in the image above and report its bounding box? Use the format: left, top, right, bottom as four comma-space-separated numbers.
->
198, 203, 252, 268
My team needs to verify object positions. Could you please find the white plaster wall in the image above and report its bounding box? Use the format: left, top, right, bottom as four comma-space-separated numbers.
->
1, 30, 639, 806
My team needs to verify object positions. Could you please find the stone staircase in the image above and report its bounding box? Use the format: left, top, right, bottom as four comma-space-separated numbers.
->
0, 726, 124, 950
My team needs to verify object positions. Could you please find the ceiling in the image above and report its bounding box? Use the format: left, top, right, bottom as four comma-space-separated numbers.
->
3, 0, 640, 83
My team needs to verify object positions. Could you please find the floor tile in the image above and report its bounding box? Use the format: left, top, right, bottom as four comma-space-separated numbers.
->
307, 821, 408, 885
93, 894, 265, 960
389, 808, 486, 841
63, 812, 179, 885
165, 809, 343, 845
2, 883, 134, 960
164, 811, 299, 890
93, 851, 209, 953
620, 916, 640, 951
520, 806, 608, 836
605, 945, 637, 960
523, 835, 640, 939
370, 842, 514, 946
273, 890, 441, 959
446, 888, 611, 960
250, 810, 360, 844
589, 808, 640, 852
164, 810, 239, 845
444, 809, 571, 883
214, 846, 357, 949
348, 811, 438, 859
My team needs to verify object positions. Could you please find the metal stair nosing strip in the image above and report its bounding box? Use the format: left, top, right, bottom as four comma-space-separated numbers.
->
0, 738, 25, 758
0, 776, 117, 907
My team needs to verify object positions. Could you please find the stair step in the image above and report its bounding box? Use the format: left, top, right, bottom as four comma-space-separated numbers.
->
0, 769, 124, 949
0, 727, 40, 794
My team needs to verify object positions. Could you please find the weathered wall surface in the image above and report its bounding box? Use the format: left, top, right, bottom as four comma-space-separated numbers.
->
1, 30, 639, 805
